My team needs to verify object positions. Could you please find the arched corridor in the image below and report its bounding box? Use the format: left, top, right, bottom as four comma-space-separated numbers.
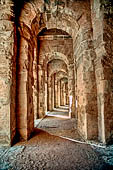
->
36, 28, 74, 119
0, 0, 113, 168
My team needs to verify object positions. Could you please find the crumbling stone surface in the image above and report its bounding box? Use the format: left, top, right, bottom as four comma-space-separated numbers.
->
0, 0, 15, 146
91, 0, 113, 143
0, 0, 113, 146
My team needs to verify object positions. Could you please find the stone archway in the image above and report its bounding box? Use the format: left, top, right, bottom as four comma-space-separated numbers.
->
47, 59, 68, 113
16, 0, 98, 142
1, 0, 113, 146
36, 27, 74, 119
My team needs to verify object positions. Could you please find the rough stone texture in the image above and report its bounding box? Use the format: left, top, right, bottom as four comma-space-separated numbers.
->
74, 2, 98, 140
0, 0, 15, 146
0, 0, 113, 146
33, 47, 38, 120
0, 112, 113, 170
91, 0, 113, 143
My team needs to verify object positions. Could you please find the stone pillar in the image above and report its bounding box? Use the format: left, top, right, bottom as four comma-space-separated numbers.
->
68, 64, 75, 118
17, 37, 29, 140
64, 83, 67, 106
60, 80, 64, 106
94, 59, 106, 143
77, 51, 98, 140
16, 21, 35, 141
33, 48, 38, 120
44, 70, 48, 114
47, 76, 52, 111
27, 40, 34, 138
54, 74, 58, 108
91, 0, 113, 143
51, 74, 54, 110
74, 66, 77, 118
57, 81, 61, 107
37, 64, 44, 118
74, 8, 99, 141
0, 0, 15, 146
65, 83, 69, 105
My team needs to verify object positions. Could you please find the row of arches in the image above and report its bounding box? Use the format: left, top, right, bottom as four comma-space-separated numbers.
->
11, 0, 113, 143
0, 0, 113, 146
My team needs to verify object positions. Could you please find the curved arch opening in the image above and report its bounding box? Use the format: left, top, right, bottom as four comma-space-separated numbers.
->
4, 0, 110, 147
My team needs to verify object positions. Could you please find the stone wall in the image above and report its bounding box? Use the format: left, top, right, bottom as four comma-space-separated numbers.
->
0, 0, 113, 146
16, 33, 34, 140
15, 2, 40, 141
74, 0, 98, 140
91, 0, 113, 143
0, 0, 15, 146
33, 47, 38, 120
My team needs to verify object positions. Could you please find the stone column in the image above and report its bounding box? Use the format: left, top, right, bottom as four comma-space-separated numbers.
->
37, 64, 44, 118
65, 83, 69, 105
51, 74, 54, 110
17, 37, 29, 140
60, 80, 64, 106
44, 70, 48, 114
54, 74, 58, 108
27, 40, 34, 138
60, 80, 62, 105
47, 76, 52, 111
90, 0, 113, 143
74, 65, 77, 119
68, 64, 75, 118
33, 48, 38, 120
0, 0, 15, 146
64, 83, 66, 106
57, 81, 61, 107
75, 9, 98, 140
16, 21, 35, 141
94, 59, 106, 143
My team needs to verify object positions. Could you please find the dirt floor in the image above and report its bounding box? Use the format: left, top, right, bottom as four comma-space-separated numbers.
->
42, 106, 83, 141
0, 107, 113, 170
37, 116, 84, 142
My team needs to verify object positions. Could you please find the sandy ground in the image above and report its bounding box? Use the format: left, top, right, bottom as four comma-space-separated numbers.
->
37, 116, 84, 142
0, 107, 113, 170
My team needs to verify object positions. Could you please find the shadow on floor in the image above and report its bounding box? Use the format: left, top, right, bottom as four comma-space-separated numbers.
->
46, 105, 69, 118
1, 127, 112, 170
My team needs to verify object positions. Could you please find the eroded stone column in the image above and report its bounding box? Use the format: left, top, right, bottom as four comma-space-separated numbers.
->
44, 70, 48, 114
74, 8, 99, 140
33, 48, 38, 120
60, 80, 64, 106
37, 64, 44, 118
65, 82, 69, 105
68, 64, 75, 118
17, 33, 34, 140
51, 74, 54, 110
64, 83, 66, 106
0, 0, 15, 146
94, 59, 106, 143
57, 81, 61, 107
54, 74, 58, 108
47, 76, 52, 111
17, 37, 29, 140
17, 20, 35, 140
76, 49, 98, 140
90, 0, 113, 143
